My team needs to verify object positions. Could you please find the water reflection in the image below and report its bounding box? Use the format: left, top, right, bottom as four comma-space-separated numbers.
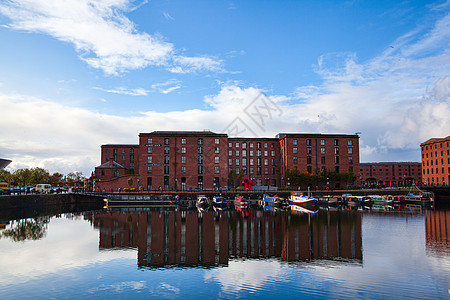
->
0, 217, 48, 242
93, 209, 362, 269
425, 210, 449, 256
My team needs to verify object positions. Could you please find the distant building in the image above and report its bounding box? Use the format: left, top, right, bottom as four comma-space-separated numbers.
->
420, 136, 450, 186
93, 131, 360, 191
359, 162, 422, 187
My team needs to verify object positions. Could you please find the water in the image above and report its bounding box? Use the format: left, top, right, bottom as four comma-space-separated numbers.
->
0, 208, 448, 299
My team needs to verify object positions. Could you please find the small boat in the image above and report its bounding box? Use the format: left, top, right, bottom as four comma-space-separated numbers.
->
288, 192, 317, 206
196, 195, 210, 208
369, 195, 393, 205
263, 194, 283, 207
343, 195, 373, 206
212, 196, 227, 207
234, 196, 248, 210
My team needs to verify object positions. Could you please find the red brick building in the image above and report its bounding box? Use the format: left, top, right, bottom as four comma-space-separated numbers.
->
94, 131, 360, 191
421, 136, 450, 186
359, 162, 422, 187
278, 133, 360, 188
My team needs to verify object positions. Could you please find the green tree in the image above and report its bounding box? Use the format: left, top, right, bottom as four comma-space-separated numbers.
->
13, 168, 32, 186
30, 167, 50, 185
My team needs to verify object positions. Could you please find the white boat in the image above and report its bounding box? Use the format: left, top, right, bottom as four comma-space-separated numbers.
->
196, 195, 210, 208
289, 192, 317, 206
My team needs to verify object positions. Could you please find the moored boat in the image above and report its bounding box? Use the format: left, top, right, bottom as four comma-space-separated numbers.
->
212, 196, 227, 207
290, 204, 318, 215
234, 196, 248, 210
288, 192, 317, 206
196, 195, 210, 208
263, 194, 283, 207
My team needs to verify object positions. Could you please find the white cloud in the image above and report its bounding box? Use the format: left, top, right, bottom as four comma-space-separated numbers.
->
0, 0, 222, 75
93, 86, 150, 96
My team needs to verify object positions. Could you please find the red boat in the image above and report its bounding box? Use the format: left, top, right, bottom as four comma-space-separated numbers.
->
234, 196, 248, 210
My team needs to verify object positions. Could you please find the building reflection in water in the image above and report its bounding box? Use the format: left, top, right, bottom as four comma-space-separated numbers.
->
425, 210, 449, 256
93, 209, 362, 269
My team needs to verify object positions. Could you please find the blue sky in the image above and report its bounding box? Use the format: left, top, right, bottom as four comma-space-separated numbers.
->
0, 0, 449, 176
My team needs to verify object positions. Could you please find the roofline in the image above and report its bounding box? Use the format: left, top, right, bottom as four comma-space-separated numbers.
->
420, 136, 450, 146
276, 133, 360, 139
140, 131, 227, 137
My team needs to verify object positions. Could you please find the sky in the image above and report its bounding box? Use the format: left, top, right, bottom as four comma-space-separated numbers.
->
0, 0, 449, 177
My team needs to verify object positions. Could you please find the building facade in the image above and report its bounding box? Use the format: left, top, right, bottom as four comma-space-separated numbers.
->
359, 162, 422, 187
421, 136, 450, 186
94, 131, 360, 191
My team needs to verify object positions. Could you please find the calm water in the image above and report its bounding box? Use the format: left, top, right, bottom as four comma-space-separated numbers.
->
0, 207, 448, 299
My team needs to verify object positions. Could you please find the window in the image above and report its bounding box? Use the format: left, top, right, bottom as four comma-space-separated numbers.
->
349, 157, 353, 164
335, 147, 339, 155
198, 138, 203, 145
242, 142, 247, 148
307, 156, 312, 164
181, 138, 186, 144
236, 159, 240, 166
236, 142, 240, 148
181, 147, 186, 153
215, 166, 220, 174
348, 148, 353, 154
198, 165, 203, 174
271, 151, 275, 156
250, 168, 254, 174
164, 166, 169, 174
264, 143, 268, 148
257, 167, 262, 175
335, 156, 340, 164
164, 138, 170, 145
242, 150, 247, 157
293, 147, 298, 154
236, 150, 240, 156
250, 143, 254, 148
334, 139, 339, 146
198, 147, 203, 154
181, 156, 186, 164
321, 148, 325, 154
293, 139, 297, 145
215, 156, 219, 164
293, 157, 298, 164
181, 166, 186, 174
229, 159, 233, 166
147, 138, 152, 144
348, 140, 353, 145
257, 158, 261, 166
164, 146, 170, 154
264, 150, 268, 156
215, 138, 219, 144
264, 168, 269, 174
215, 147, 220, 154
114, 170, 119, 177
257, 142, 261, 149
198, 155, 203, 164
264, 159, 268, 166
321, 157, 325, 164
105, 149, 109, 154
228, 142, 232, 148
306, 139, 311, 146
320, 139, 325, 145
243, 158, 247, 166
250, 158, 254, 166
147, 147, 152, 154
164, 156, 169, 164
147, 166, 152, 174
229, 150, 232, 156
250, 150, 254, 156
257, 149, 261, 157
105, 156, 109, 161
147, 156, 152, 163
307, 147, 311, 154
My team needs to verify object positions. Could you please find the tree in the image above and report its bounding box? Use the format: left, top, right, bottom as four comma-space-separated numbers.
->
30, 167, 50, 185
228, 169, 238, 189
13, 168, 32, 186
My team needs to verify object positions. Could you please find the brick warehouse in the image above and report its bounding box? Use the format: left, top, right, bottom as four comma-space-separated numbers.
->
359, 162, 422, 187
421, 136, 450, 186
93, 131, 360, 191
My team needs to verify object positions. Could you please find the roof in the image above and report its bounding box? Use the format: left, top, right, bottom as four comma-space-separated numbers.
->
95, 161, 126, 169
276, 133, 360, 139
140, 130, 227, 137
420, 136, 450, 146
